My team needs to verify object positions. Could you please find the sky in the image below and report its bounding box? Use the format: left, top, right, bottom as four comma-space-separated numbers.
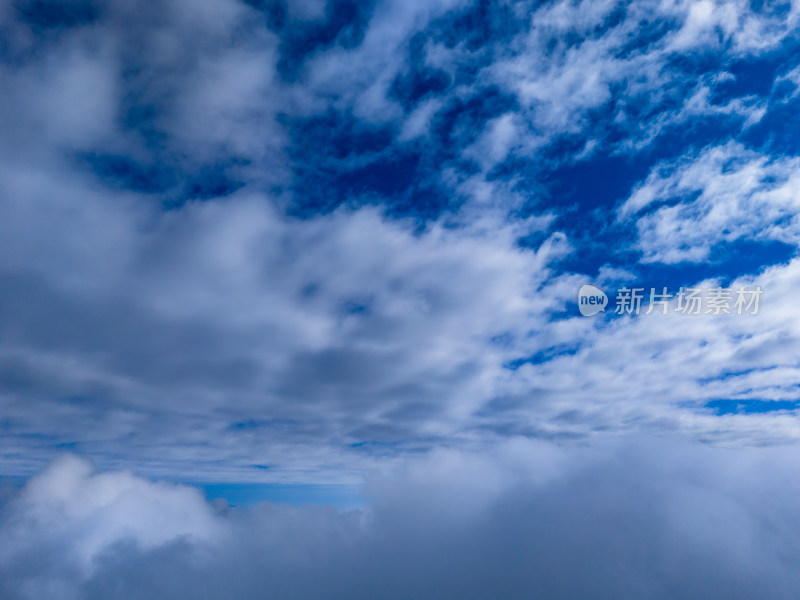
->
1, 0, 800, 597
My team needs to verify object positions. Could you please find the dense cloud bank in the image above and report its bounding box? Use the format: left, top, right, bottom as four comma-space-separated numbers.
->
1, 438, 799, 599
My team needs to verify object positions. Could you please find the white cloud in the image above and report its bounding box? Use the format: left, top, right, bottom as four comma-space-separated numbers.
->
463, 113, 522, 170
662, 0, 800, 53
1, 0, 799, 492
397, 97, 443, 141
0, 131, 567, 479
2, 440, 800, 599
482, 0, 797, 154
620, 142, 800, 263
496, 258, 800, 446
0, 455, 219, 597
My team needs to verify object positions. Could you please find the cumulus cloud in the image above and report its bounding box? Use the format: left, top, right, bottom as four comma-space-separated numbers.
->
2, 441, 800, 599
0, 456, 220, 583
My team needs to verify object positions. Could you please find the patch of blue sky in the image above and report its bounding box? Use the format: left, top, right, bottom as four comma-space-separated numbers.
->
181, 162, 248, 201
428, 86, 518, 161
198, 482, 364, 509
227, 418, 300, 433
79, 152, 175, 195
340, 298, 372, 316
15, 0, 101, 32
285, 86, 518, 219
713, 59, 784, 102
613, 16, 674, 59
741, 94, 800, 156
504, 344, 582, 370
697, 367, 762, 385
532, 128, 796, 288
633, 238, 797, 286
350, 440, 401, 450
534, 151, 653, 214
704, 399, 800, 416
428, 0, 524, 54
80, 150, 248, 208
285, 111, 430, 216
504, 116, 769, 257
276, 0, 376, 80
388, 32, 451, 111
562, 237, 795, 297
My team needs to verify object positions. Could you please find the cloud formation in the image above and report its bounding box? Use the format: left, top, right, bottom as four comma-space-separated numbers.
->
0, 0, 799, 479
620, 142, 800, 263
2, 439, 800, 599
2, 6, 800, 594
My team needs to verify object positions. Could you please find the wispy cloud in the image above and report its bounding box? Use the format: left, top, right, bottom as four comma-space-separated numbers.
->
620, 142, 800, 263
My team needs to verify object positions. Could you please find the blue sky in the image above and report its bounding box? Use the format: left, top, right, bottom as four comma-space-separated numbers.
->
1, 0, 800, 597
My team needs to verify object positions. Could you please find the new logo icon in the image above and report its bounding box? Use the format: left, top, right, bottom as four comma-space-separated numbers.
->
578, 284, 608, 316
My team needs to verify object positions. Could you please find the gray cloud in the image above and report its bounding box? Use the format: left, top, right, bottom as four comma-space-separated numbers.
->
2, 438, 800, 599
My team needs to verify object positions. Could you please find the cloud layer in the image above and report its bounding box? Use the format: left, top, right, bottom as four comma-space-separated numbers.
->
2, 438, 800, 600
1, 0, 799, 483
